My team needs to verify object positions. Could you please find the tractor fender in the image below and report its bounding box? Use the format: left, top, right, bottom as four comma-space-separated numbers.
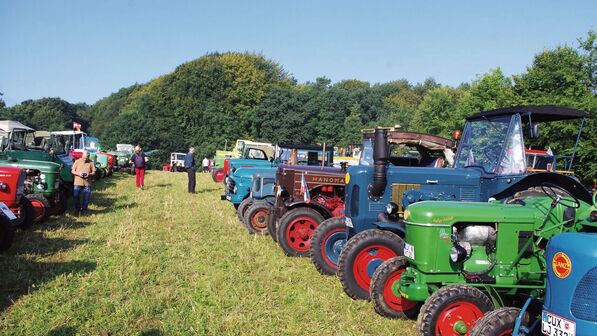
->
491, 172, 592, 204
285, 200, 333, 219
373, 219, 406, 237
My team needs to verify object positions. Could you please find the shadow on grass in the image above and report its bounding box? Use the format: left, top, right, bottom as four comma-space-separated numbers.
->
139, 329, 164, 336
46, 325, 78, 336
195, 187, 221, 194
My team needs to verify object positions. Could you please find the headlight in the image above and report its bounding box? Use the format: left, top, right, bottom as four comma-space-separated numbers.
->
0, 182, 7, 191
40, 174, 46, 181
404, 208, 410, 221
386, 202, 399, 215
450, 242, 471, 263
345, 172, 350, 184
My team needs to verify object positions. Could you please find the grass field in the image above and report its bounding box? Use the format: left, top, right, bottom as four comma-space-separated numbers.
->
0, 171, 416, 335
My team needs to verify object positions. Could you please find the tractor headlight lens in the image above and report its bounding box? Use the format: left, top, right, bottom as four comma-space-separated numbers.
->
386, 202, 399, 215
0, 182, 7, 191
404, 208, 410, 221
450, 242, 471, 263
40, 174, 46, 181
345, 172, 350, 184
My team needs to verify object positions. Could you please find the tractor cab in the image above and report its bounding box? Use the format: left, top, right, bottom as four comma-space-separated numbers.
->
457, 105, 587, 176
0, 120, 36, 152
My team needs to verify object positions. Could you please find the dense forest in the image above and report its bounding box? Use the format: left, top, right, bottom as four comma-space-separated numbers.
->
0, 32, 595, 183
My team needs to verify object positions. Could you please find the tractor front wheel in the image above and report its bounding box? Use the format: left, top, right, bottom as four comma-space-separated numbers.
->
276, 208, 324, 257
236, 198, 253, 221
417, 285, 494, 336
337, 229, 404, 300
15, 196, 35, 230
310, 216, 346, 275
0, 214, 14, 252
370, 256, 421, 319
470, 307, 524, 336
243, 202, 271, 235
26, 194, 51, 223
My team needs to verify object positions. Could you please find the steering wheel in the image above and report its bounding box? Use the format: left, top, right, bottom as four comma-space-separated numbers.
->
540, 182, 581, 209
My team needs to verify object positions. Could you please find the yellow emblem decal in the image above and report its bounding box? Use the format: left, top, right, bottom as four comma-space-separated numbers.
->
552, 252, 572, 279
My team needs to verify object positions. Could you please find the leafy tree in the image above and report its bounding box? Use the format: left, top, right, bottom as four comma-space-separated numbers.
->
341, 103, 363, 147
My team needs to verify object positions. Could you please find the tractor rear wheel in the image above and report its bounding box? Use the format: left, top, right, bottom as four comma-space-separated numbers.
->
470, 307, 524, 336
15, 196, 35, 230
310, 216, 346, 275
26, 194, 51, 223
276, 208, 324, 257
0, 214, 14, 252
243, 202, 271, 235
417, 285, 494, 336
337, 229, 404, 300
236, 198, 253, 221
370, 256, 421, 319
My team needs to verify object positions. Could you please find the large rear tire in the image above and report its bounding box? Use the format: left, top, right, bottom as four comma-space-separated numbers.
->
370, 256, 421, 319
0, 214, 14, 252
310, 217, 346, 275
276, 208, 324, 257
15, 196, 35, 230
236, 198, 253, 221
417, 285, 494, 336
26, 194, 51, 223
243, 202, 272, 235
337, 229, 404, 300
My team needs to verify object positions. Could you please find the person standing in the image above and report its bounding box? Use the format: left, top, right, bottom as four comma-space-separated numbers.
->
71, 151, 96, 216
185, 147, 196, 193
130, 144, 148, 189
202, 156, 209, 173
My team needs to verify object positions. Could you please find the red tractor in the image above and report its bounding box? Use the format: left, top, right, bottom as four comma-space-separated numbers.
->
0, 166, 36, 228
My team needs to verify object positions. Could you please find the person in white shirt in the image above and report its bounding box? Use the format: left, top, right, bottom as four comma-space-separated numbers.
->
202, 157, 209, 173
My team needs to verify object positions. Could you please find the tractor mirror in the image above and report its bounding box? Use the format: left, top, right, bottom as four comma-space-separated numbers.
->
529, 123, 540, 139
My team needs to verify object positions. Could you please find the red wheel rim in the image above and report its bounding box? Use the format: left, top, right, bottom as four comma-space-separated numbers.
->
29, 200, 46, 223
285, 215, 318, 252
499, 329, 513, 336
382, 268, 418, 312
353, 245, 397, 291
321, 227, 344, 269
435, 300, 484, 335
250, 209, 269, 230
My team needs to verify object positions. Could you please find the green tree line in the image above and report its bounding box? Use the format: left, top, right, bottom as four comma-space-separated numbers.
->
0, 32, 595, 184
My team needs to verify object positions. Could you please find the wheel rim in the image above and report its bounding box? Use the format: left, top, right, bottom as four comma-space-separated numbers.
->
321, 228, 346, 268
29, 200, 46, 223
435, 300, 484, 335
250, 208, 269, 230
353, 244, 397, 291
383, 268, 418, 312
285, 215, 318, 252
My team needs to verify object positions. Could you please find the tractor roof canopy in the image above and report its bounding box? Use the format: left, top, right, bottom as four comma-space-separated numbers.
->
467, 105, 587, 123
0, 120, 35, 134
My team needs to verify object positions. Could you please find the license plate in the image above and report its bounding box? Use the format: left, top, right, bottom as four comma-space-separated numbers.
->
345, 217, 353, 228
542, 310, 576, 336
0, 202, 16, 220
404, 243, 415, 260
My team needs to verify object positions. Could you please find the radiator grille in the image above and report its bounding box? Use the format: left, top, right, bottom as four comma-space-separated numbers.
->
571, 266, 597, 322
459, 187, 476, 202
391, 183, 420, 215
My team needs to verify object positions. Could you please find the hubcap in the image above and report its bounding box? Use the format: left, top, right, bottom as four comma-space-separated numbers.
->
352, 245, 397, 291
250, 209, 269, 230
285, 216, 318, 252
383, 268, 418, 312
436, 301, 484, 336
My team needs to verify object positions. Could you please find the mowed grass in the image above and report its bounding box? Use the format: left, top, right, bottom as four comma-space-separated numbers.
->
0, 172, 416, 335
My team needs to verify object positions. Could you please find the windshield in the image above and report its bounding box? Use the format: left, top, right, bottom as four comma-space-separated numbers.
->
276, 147, 333, 165
455, 115, 526, 175
10, 129, 29, 150
360, 139, 373, 166
176, 154, 186, 160
81, 136, 100, 152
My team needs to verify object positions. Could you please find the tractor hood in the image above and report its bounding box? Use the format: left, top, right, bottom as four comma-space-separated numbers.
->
229, 158, 273, 173
231, 166, 276, 183
406, 201, 536, 226
0, 158, 61, 173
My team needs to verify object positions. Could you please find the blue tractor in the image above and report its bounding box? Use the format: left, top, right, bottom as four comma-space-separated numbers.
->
335, 105, 587, 300
470, 226, 597, 336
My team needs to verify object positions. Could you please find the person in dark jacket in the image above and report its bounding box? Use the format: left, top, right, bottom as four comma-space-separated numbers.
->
184, 147, 196, 193
129, 144, 148, 189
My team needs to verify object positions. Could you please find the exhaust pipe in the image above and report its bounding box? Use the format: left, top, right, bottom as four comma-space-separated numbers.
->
369, 127, 389, 198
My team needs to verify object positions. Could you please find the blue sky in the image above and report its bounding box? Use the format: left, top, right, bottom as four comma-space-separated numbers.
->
0, 0, 595, 106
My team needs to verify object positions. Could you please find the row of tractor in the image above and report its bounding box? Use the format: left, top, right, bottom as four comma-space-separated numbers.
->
0, 120, 131, 253
218, 105, 596, 336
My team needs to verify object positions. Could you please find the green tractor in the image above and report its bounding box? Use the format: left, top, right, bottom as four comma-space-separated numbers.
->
0, 121, 70, 221
369, 173, 596, 336
107, 144, 134, 171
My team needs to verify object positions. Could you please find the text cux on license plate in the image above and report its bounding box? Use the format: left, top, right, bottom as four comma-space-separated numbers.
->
541, 310, 575, 336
